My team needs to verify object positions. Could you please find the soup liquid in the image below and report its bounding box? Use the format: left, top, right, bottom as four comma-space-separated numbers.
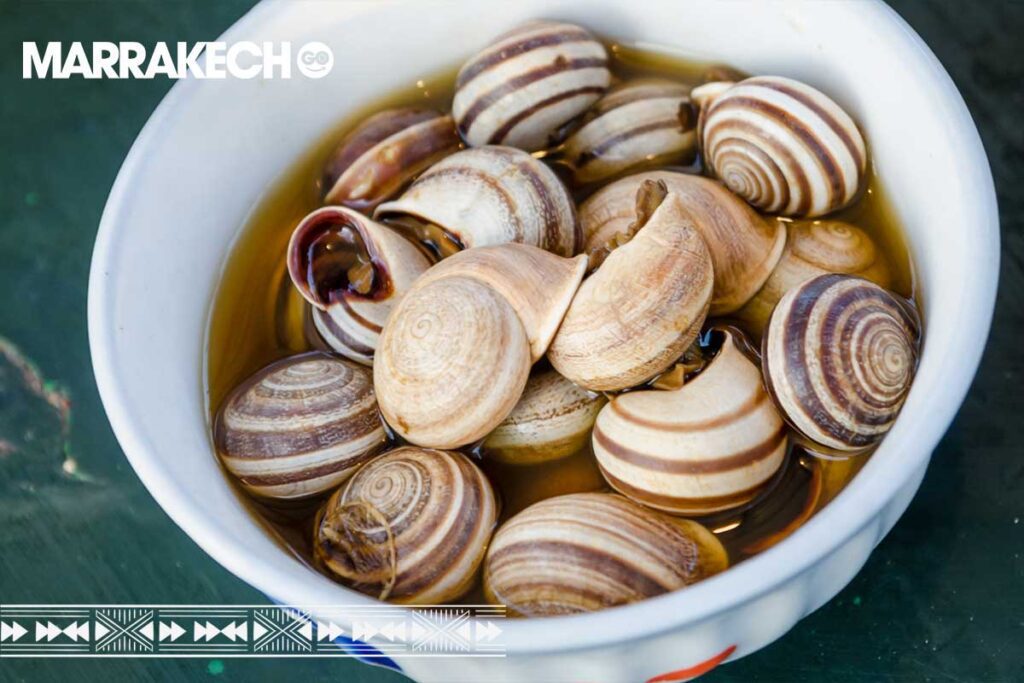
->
206, 43, 919, 598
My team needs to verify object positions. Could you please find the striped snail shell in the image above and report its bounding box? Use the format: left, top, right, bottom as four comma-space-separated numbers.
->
287, 206, 431, 365
549, 182, 714, 391
579, 171, 786, 315
452, 21, 611, 152
699, 76, 868, 218
322, 108, 460, 211
483, 493, 728, 616
563, 79, 697, 185
762, 274, 919, 454
735, 219, 892, 336
482, 368, 606, 465
593, 329, 787, 515
375, 244, 586, 448
315, 447, 497, 604
215, 353, 387, 500
375, 146, 579, 257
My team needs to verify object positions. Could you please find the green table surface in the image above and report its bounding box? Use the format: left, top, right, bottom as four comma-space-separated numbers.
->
1, 1, 1021, 681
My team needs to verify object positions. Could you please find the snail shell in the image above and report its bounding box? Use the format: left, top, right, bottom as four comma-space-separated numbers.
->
412, 244, 587, 361
287, 206, 431, 365
483, 492, 728, 616
593, 329, 787, 515
322, 108, 461, 210
579, 171, 786, 315
762, 274, 919, 453
735, 219, 892, 336
483, 368, 606, 465
548, 186, 714, 391
215, 353, 387, 500
315, 447, 497, 604
563, 79, 697, 185
452, 21, 611, 152
699, 76, 868, 218
374, 276, 530, 449
376, 146, 579, 257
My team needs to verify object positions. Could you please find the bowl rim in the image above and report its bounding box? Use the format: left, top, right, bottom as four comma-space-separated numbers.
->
88, 0, 1000, 654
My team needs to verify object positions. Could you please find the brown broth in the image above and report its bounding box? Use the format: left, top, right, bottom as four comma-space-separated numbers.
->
206, 43, 920, 600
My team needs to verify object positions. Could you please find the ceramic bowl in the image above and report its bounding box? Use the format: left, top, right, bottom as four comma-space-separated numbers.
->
89, 1, 998, 680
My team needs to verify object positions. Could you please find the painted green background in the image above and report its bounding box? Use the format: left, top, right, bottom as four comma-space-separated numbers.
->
1, 1, 1021, 681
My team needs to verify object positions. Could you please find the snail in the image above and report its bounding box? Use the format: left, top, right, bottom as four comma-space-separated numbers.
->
321, 108, 461, 210
452, 20, 611, 152
374, 244, 587, 448
593, 329, 787, 515
579, 171, 786, 315
287, 206, 431, 365
548, 181, 714, 391
563, 78, 697, 186
314, 447, 497, 604
762, 274, 919, 454
215, 353, 387, 500
483, 493, 728, 616
375, 146, 580, 258
697, 76, 868, 218
482, 368, 606, 465
734, 219, 892, 336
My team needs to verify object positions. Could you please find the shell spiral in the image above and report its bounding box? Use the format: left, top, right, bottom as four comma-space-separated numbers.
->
762, 274, 919, 453
376, 146, 579, 256
593, 329, 787, 514
374, 275, 531, 449
483, 493, 727, 616
452, 21, 611, 152
215, 354, 387, 500
321, 107, 461, 210
315, 447, 497, 604
700, 76, 868, 218
735, 219, 891, 336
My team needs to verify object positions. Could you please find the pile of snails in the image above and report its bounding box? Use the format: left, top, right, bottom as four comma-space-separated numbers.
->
213, 20, 921, 617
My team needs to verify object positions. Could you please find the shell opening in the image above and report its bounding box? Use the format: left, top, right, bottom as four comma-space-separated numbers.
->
379, 214, 465, 262
588, 178, 669, 270
288, 210, 393, 308
318, 500, 398, 601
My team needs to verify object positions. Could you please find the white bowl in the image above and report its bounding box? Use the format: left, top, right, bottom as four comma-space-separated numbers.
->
88, 1, 998, 680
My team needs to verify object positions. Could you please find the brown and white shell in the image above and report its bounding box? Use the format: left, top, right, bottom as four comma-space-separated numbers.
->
374, 244, 587, 448
762, 274, 919, 454
315, 447, 497, 604
563, 79, 697, 185
483, 369, 606, 465
410, 244, 587, 361
287, 206, 431, 365
375, 146, 579, 257
215, 354, 387, 500
579, 171, 786, 315
735, 219, 892, 336
699, 76, 868, 218
593, 329, 787, 515
452, 21, 611, 152
483, 492, 728, 616
548, 186, 714, 391
322, 108, 461, 210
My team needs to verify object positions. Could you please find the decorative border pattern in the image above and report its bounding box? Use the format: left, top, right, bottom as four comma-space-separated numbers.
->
0, 605, 505, 658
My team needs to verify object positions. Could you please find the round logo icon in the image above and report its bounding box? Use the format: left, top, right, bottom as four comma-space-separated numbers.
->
296, 42, 333, 79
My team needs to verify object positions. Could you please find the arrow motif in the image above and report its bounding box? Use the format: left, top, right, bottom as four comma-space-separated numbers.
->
158, 621, 185, 642
1, 622, 27, 642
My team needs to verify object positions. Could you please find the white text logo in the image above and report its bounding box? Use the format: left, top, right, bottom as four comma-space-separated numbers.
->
22, 41, 334, 80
